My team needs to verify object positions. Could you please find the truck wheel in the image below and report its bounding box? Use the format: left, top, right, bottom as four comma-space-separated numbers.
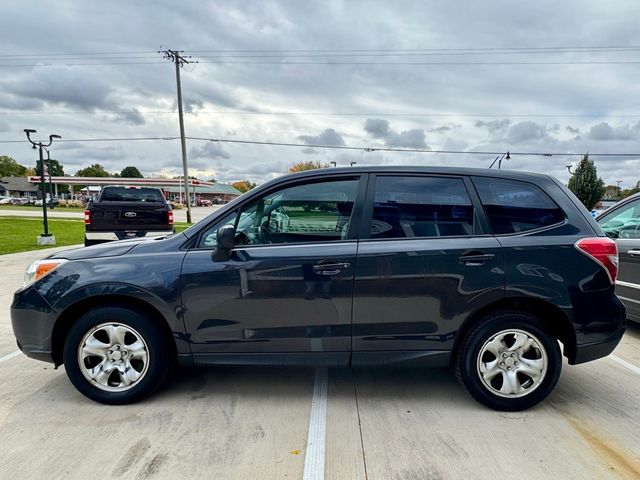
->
455, 311, 562, 411
62, 306, 170, 405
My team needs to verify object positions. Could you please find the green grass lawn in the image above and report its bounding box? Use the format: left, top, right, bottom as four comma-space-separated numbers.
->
0, 205, 87, 213
0, 218, 192, 255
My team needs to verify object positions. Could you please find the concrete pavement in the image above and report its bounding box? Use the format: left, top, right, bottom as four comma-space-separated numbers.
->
1, 246, 639, 479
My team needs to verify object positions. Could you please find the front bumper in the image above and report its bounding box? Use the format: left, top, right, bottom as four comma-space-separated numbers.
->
10, 286, 57, 364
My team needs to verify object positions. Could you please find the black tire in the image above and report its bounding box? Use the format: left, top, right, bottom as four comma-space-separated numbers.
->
455, 311, 562, 411
63, 306, 170, 405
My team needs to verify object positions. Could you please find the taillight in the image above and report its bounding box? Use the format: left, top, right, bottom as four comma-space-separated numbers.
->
168, 210, 174, 225
84, 209, 91, 225
575, 237, 618, 283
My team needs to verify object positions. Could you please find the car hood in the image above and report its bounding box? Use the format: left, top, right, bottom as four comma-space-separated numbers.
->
47, 238, 147, 261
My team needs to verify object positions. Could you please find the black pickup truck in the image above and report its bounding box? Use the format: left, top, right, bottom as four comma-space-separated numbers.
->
84, 186, 174, 246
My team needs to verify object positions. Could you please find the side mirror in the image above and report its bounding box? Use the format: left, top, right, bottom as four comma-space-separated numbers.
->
212, 225, 235, 262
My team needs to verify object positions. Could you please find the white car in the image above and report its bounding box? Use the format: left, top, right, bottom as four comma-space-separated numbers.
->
0, 196, 13, 204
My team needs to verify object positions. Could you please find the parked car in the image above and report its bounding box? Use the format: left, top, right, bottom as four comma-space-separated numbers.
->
11, 167, 625, 410
596, 192, 640, 323
9, 197, 32, 205
34, 196, 59, 207
199, 199, 213, 207
84, 186, 174, 246
0, 196, 12, 204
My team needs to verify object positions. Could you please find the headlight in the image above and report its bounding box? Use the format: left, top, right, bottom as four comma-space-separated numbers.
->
23, 259, 68, 287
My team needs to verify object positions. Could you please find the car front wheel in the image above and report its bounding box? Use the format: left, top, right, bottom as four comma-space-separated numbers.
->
63, 306, 170, 404
455, 311, 562, 411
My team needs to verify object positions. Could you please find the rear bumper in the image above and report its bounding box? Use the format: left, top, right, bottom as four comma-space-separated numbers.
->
570, 327, 625, 364
569, 293, 627, 364
85, 230, 174, 241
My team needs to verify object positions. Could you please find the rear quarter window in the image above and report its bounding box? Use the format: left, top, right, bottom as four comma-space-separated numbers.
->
472, 177, 565, 234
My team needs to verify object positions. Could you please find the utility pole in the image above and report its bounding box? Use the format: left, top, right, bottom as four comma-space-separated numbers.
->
160, 48, 193, 223
24, 129, 61, 244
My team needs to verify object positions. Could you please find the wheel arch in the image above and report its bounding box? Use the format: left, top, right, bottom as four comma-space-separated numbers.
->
453, 297, 577, 364
51, 294, 177, 366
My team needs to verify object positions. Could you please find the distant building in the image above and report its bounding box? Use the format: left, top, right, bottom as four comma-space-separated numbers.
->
0, 176, 39, 198
165, 183, 242, 204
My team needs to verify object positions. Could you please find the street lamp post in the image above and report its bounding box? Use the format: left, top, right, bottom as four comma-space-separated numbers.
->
24, 129, 61, 245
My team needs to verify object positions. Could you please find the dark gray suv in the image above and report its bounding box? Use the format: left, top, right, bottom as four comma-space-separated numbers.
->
11, 167, 626, 410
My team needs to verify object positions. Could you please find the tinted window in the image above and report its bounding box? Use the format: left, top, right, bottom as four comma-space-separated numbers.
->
99, 187, 165, 202
600, 198, 640, 239
473, 177, 564, 234
371, 176, 474, 239
232, 179, 359, 246
198, 211, 238, 248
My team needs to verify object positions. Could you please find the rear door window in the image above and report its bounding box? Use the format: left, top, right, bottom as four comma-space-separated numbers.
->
370, 176, 474, 239
472, 177, 565, 234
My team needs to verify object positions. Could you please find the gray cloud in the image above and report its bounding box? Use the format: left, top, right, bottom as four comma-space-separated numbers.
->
588, 121, 640, 141
364, 119, 429, 149
114, 109, 145, 125
3, 67, 118, 111
189, 142, 231, 160
298, 128, 345, 146
507, 121, 551, 143
475, 119, 512, 134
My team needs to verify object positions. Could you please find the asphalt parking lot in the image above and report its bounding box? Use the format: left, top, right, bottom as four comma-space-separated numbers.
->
1, 248, 639, 479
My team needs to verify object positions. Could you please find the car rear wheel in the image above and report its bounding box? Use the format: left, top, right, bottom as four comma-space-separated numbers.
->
63, 306, 170, 404
455, 311, 562, 411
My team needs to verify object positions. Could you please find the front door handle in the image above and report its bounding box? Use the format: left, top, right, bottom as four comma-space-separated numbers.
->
628, 249, 640, 257
313, 262, 351, 276
459, 253, 495, 266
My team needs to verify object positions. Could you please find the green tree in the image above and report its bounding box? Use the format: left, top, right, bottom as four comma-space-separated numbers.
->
34, 158, 68, 194
231, 180, 257, 193
74, 164, 110, 193
288, 160, 329, 173
120, 166, 143, 178
0, 155, 27, 177
76, 164, 110, 177
567, 154, 606, 210
35, 158, 65, 177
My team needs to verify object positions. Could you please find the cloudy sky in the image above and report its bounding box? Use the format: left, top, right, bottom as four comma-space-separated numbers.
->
2, 0, 640, 186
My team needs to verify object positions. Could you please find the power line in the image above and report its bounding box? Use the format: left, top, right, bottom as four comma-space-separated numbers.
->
0, 51, 157, 58
0, 61, 166, 67
0, 136, 180, 143
185, 45, 640, 53
196, 60, 640, 65
2, 134, 640, 157
185, 136, 640, 157
1, 110, 639, 118
194, 49, 640, 58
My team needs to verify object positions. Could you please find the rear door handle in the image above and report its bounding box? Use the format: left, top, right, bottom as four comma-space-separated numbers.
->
313, 262, 351, 276
628, 249, 640, 257
459, 253, 495, 266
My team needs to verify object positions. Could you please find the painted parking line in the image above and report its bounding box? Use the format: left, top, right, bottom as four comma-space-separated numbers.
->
0, 350, 21, 364
303, 368, 328, 480
609, 354, 640, 375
